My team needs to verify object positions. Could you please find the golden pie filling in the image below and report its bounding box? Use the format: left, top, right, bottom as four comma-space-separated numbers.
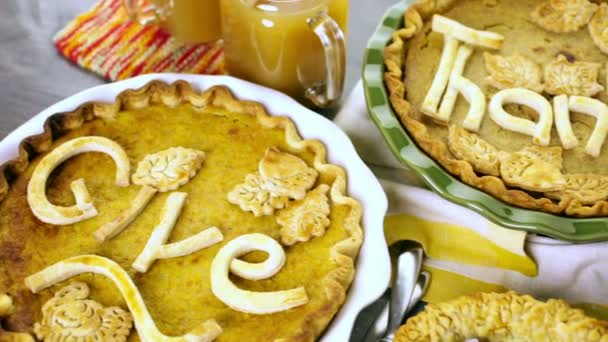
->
386, 0, 608, 216
0, 82, 362, 341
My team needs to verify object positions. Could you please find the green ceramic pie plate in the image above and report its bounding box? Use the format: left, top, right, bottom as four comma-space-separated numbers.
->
362, 1, 608, 243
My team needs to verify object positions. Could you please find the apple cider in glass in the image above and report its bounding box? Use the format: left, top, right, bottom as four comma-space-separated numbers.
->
221, 0, 348, 107
163, 0, 223, 43
123, 0, 223, 44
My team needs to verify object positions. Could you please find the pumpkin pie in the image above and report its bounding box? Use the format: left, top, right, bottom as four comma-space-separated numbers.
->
0, 81, 362, 341
384, 0, 608, 217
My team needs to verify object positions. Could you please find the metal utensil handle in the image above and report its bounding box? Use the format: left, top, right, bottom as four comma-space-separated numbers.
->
122, 0, 171, 25
404, 271, 430, 314
361, 270, 429, 342
306, 10, 346, 108
381, 247, 423, 341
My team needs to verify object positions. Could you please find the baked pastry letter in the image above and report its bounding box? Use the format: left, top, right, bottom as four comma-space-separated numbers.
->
27, 136, 130, 225
553, 95, 580, 149
489, 88, 553, 146
569, 96, 608, 157
132, 192, 224, 273
422, 15, 502, 123
211, 233, 308, 314
437, 45, 487, 131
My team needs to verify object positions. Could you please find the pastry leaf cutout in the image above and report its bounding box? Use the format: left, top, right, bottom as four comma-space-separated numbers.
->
227, 173, 289, 217
499, 148, 566, 192
544, 55, 604, 97
228, 148, 318, 217
132, 147, 206, 192
589, 3, 608, 54
448, 126, 500, 176
531, 0, 598, 33
483, 53, 543, 92
546, 174, 608, 204
277, 184, 331, 246
516, 145, 564, 169
259, 148, 318, 200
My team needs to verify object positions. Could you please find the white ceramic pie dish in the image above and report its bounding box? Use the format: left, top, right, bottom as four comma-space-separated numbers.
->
0, 73, 391, 341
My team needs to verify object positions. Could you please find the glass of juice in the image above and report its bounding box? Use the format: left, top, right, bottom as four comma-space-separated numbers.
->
123, 0, 222, 44
220, 0, 348, 108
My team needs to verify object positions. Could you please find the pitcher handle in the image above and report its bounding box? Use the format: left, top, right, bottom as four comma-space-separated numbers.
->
123, 0, 172, 25
306, 11, 346, 108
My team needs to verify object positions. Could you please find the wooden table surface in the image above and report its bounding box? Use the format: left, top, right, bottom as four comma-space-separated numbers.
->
0, 0, 397, 139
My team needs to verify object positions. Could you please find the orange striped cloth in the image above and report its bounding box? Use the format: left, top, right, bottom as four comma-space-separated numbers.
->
53, 0, 224, 80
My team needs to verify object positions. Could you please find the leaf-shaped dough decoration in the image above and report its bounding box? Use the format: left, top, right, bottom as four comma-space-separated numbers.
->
34, 282, 133, 342
531, 0, 598, 33
277, 184, 331, 246
227, 173, 289, 217
546, 173, 608, 204
499, 152, 566, 192
483, 53, 543, 92
448, 125, 501, 176
132, 147, 205, 192
589, 3, 608, 54
517, 145, 564, 169
259, 148, 318, 200
544, 55, 604, 97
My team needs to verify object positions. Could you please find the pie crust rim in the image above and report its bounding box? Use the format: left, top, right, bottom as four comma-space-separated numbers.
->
0, 79, 364, 341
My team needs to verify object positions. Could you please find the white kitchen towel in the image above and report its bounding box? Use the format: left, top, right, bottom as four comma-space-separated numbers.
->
335, 80, 608, 308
